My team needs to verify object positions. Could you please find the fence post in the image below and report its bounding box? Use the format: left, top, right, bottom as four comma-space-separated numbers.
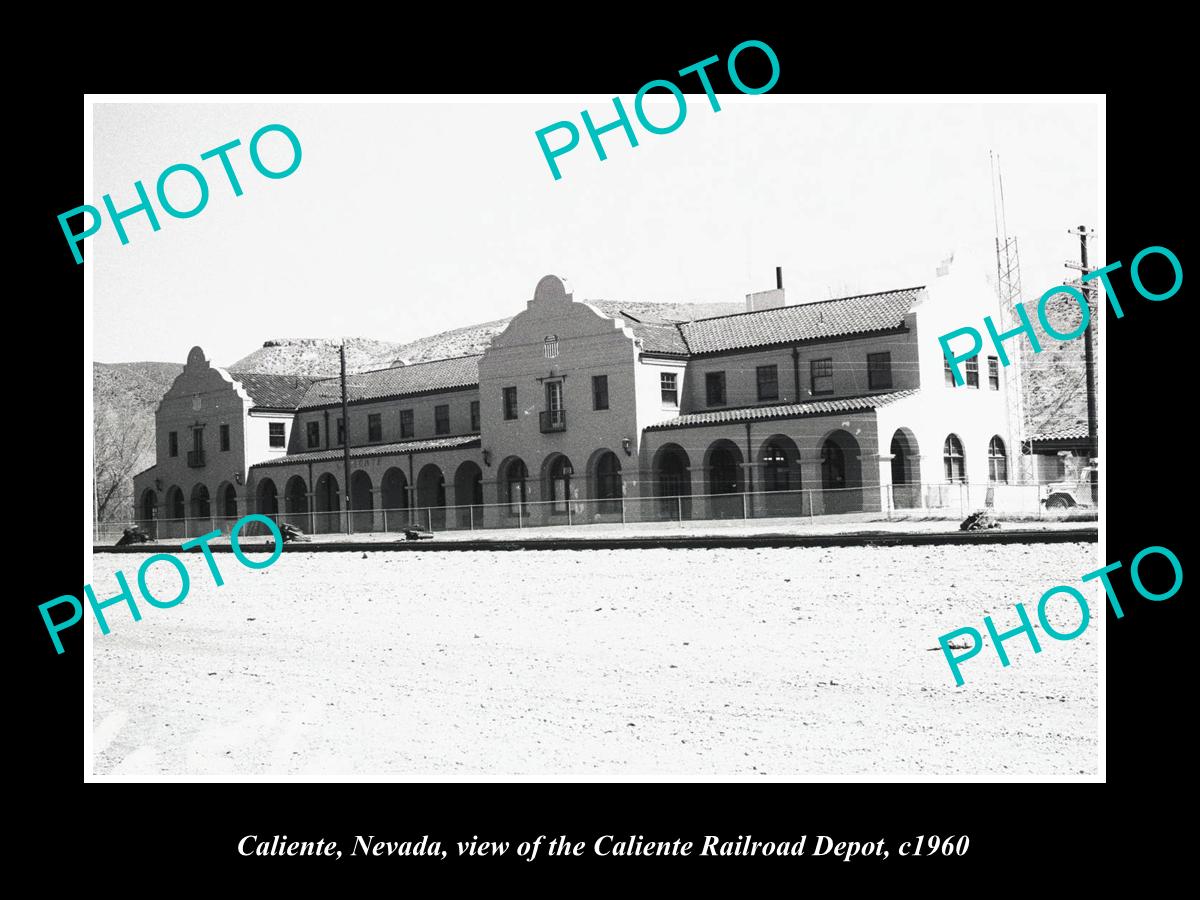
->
677, 496, 682, 525
621, 499, 626, 525
567, 502, 573, 527
470, 506, 475, 531
518, 503, 523, 529
742, 492, 748, 519
427, 508, 432, 532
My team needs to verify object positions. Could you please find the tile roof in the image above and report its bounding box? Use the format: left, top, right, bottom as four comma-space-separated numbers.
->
645, 389, 920, 430
228, 372, 319, 410
297, 355, 481, 409
626, 321, 690, 355
249, 434, 481, 468
1028, 425, 1089, 441
679, 287, 924, 355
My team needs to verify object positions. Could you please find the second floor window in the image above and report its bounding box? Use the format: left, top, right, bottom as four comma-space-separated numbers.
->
706, 371, 726, 406
988, 356, 1000, 390
592, 375, 609, 411
435, 404, 450, 435
867, 352, 892, 390
757, 364, 779, 401
944, 355, 957, 387
306, 421, 320, 448
400, 409, 414, 438
965, 356, 980, 389
368, 413, 382, 442
811, 358, 833, 395
219, 424, 230, 451
503, 386, 518, 420
336, 418, 345, 446
470, 400, 480, 431
661, 372, 678, 407
168, 431, 178, 457
269, 422, 286, 448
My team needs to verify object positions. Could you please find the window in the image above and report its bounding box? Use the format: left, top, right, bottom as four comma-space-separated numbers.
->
943, 434, 966, 483
592, 375, 609, 411
306, 421, 320, 448
435, 404, 450, 435
661, 372, 678, 407
269, 422, 286, 448
219, 424, 230, 452
336, 418, 345, 446
400, 409, 414, 438
368, 413, 382, 443
168, 431, 178, 457
811, 358, 833, 395
706, 371, 726, 407
965, 356, 980, 389
503, 386, 518, 420
867, 352, 892, 390
470, 400, 480, 431
944, 355, 957, 387
543, 380, 565, 430
756, 365, 779, 401
988, 436, 1008, 483
988, 356, 1000, 390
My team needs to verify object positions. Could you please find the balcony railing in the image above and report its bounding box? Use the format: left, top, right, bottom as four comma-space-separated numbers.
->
539, 409, 567, 433
187, 449, 206, 468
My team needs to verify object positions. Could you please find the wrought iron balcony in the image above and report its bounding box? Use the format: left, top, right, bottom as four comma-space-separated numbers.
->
187, 450, 206, 468
539, 409, 567, 433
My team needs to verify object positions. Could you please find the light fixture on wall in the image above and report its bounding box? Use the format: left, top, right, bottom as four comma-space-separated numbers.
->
154, 478, 163, 491
234, 472, 244, 486
621, 437, 632, 456
562, 462, 574, 476
483, 449, 492, 467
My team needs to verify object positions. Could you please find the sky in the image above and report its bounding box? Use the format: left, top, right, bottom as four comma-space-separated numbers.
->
92, 99, 1099, 366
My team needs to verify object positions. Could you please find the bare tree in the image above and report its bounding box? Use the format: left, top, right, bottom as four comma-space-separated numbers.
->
94, 397, 155, 522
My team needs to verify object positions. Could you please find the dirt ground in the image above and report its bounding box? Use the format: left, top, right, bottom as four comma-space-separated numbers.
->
91, 542, 1100, 778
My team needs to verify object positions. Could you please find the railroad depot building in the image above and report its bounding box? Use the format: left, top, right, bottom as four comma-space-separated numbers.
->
133, 266, 1022, 535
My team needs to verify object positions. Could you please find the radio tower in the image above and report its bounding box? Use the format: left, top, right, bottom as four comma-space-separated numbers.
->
990, 152, 1029, 484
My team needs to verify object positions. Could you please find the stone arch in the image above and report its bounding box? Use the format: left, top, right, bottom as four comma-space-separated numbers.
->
416, 463, 446, 530
453, 461, 483, 528
284, 475, 308, 530
889, 427, 922, 509
381, 467, 409, 531
350, 470, 373, 533
138, 488, 158, 527
541, 452, 575, 514
820, 428, 863, 513
588, 448, 623, 516
190, 483, 211, 519
499, 456, 529, 515
314, 472, 340, 534
217, 481, 238, 519
256, 477, 279, 517
651, 443, 691, 520
165, 485, 185, 520
757, 434, 802, 517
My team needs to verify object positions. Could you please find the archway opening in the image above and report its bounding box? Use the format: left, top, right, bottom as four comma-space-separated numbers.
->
500, 457, 528, 519
190, 483, 211, 520
381, 467, 409, 531
454, 461, 484, 528
416, 464, 446, 530
821, 429, 863, 513
543, 453, 574, 515
758, 435, 802, 517
652, 443, 691, 521
889, 428, 921, 509
284, 475, 308, 531
704, 439, 744, 519
314, 473, 340, 534
256, 478, 279, 517
350, 470, 373, 533
589, 449, 623, 519
219, 482, 238, 519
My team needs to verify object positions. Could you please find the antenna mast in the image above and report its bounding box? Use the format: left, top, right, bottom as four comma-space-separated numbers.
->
990, 152, 1029, 483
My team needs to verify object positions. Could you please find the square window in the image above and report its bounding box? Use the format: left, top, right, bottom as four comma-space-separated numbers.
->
592, 375, 609, 411
269, 422, 286, 448
306, 421, 320, 448
660, 372, 678, 407
811, 358, 833, 395
706, 371, 727, 406
867, 352, 892, 390
435, 404, 450, 435
368, 413, 382, 442
400, 409, 414, 438
503, 386, 518, 420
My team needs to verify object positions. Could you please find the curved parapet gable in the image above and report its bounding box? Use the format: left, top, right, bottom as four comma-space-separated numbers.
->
486, 274, 638, 355
161, 345, 253, 408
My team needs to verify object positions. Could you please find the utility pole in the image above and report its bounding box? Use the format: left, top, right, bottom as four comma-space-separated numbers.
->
340, 342, 353, 535
1066, 225, 1098, 462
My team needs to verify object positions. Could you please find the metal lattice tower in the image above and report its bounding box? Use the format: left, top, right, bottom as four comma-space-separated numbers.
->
990, 152, 1030, 483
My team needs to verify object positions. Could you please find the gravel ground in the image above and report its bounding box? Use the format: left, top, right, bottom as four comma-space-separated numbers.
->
91, 542, 1100, 778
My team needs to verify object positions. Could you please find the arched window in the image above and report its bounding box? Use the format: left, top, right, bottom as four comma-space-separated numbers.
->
549, 456, 573, 512
943, 434, 966, 483
504, 459, 528, 514
988, 436, 1008, 483
708, 447, 740, 495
